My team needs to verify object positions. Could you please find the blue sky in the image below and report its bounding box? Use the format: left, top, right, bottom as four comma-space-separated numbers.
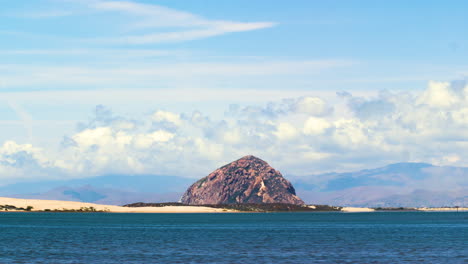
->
1, 0, 468, 181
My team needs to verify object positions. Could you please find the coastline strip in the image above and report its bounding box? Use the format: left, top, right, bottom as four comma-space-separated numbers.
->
0, 197, 230, 213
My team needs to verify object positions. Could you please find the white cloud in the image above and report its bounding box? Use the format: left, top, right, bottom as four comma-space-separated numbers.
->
152, 111, 182, 127
134, 130, 175, 149
274, 122, 298, 140
292, 96, 328, 115
3, 80, 468, 180
222, 129, 242, 144
99, 24, 275, 44
13, 10, 74, 18
303, 117, 330, 135
7, 0, 275, 44
7, 102, 33, 142
70, 0, 275, 44
0, 49, 179, 57
0, 60, 353, 89
90, 0, 207, 27
0, 141, 62, 181
452, 108, 468, 125
418, 81, 459, 108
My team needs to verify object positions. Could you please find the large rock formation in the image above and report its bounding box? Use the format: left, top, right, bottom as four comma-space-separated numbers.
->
181, 155, 304, 205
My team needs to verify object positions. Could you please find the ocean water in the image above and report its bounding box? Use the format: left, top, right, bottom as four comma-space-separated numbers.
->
0, 212, 466, 263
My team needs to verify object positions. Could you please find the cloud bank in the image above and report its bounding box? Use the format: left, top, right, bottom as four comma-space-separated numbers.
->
2, 80, 468, 182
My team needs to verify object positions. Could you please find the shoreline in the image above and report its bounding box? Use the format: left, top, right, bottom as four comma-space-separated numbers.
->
417, 207, 468, 212
1, 197, 466, 213
0, 197, 231, 213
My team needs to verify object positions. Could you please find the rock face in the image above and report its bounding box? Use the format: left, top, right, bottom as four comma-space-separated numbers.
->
181, 155, 304, 205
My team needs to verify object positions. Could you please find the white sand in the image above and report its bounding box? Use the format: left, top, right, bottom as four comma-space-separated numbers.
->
417, 207, 468, 212
3, 197, 465, 213
0, 197, 231, 213
341, 207, 375, 212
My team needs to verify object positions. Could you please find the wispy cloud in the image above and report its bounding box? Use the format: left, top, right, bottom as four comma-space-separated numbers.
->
87, 0, 276, 44
89, 0, 272, 29
95, 22, 276, 44
0, 48, 181, 57
7, 102, 33, 142
13, 10, 74, 19
90, 0, 210, 28
12, 0, 276, 44
0, 59, 354, 88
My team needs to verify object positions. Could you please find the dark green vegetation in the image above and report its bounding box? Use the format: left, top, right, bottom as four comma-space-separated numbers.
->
124, 202, 188, 207
0, 205, 108, 213
41, 207, 109, 213
373, 207, 418, 211
0, 205, 33, 211
124, 202, 342, 212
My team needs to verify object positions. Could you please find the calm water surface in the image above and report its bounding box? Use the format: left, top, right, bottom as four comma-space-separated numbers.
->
0, 212, 466, 263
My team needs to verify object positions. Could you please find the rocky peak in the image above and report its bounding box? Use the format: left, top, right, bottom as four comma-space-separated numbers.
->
180, 155, 304, 205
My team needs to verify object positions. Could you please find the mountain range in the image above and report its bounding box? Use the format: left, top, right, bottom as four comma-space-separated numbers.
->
1, 163, 466, 207
293, 163, 467, 207
0, 175, 192, 205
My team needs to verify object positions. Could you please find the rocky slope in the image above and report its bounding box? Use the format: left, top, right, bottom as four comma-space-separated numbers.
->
181, 155, 304, 205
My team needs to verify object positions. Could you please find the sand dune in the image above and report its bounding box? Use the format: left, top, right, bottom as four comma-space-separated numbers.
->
3, 197, 464, 213
341, 207, 375, 212
418, 207, 468, 212
0, 197, 230, 213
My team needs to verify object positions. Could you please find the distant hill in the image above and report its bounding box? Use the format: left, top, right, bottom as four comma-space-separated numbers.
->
362, 189, 467, 207
9, 185, 184, 206
181, 155, 304, 205
292, 163, 467, 207
0, 175, 192, 205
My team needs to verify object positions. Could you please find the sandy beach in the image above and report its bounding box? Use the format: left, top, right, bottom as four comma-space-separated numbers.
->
0, 197, 231, 213
341, 207, 375, 212
417, 207, 468, 212
2, 197, 465, 213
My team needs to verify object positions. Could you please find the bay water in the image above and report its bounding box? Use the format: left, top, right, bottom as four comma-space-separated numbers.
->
0, 212, 466, 263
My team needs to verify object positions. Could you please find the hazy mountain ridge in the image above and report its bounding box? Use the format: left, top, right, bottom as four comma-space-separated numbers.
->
293, 163, 467, 207
9, 185, 184, 206
0, 175, 192, 205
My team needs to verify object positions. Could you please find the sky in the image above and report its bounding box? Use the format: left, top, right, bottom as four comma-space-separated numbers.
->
2, 0, 468, 183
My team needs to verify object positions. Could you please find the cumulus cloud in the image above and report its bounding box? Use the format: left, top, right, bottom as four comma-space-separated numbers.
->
3, 80, 468, 182
303, 117, 330, 135
418, 81, 460, 108
152, 110, 182, 131
274, 123, 298, 141
0, 141, 63, 182
292, 97, 329, 116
